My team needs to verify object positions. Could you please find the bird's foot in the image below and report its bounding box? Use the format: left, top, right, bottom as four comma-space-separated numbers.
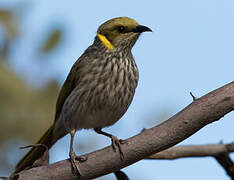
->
76, 155, 87, 162
111, 135, 124, 160
69, 151, 84, 176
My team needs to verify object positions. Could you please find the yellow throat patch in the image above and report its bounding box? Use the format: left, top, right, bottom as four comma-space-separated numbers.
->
97, 33, 114, 50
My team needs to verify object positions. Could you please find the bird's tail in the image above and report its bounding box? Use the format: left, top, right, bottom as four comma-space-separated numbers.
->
14, 124, 57, 174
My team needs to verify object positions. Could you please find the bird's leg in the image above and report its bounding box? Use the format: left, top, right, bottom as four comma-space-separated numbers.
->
69, 130, 80, 175
69, 130, 87, 176
94, 128, 124, 160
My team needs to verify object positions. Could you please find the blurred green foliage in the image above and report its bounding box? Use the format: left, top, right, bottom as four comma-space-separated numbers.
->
40, 28, 62, 53
0, 6, 63, 143
0, 8, 18, 61
0, 62, 58, 142
0, 9, 18, 38
0, 5, 64, 173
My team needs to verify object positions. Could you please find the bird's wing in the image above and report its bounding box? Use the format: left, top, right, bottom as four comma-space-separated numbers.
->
54, 46, 97, 122
54, 65, 78, 121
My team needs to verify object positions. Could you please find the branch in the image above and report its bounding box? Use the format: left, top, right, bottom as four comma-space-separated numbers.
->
146, 142, 234, 179
147, 142, 234, 179
10, 82, 234, 180
147, 142, 234, 160
214, 151, 234, 179
114, 171, 130, 180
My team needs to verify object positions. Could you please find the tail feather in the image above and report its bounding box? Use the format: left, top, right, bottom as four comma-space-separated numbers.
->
14, 124, 56, 174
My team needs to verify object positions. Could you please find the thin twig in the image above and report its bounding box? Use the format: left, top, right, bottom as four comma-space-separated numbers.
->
190, 92, 197, 101
146, 143, 234, 160
20, 144, 48, 151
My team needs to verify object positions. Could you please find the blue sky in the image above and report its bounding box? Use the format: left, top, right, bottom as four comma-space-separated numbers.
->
1, 0, 234, 179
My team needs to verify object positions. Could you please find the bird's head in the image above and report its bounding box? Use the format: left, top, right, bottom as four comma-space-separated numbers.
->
96, 17, 152, 50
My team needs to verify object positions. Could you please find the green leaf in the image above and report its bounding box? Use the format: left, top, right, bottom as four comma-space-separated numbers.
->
0, 9, 18, 38
41, 28, 62, 53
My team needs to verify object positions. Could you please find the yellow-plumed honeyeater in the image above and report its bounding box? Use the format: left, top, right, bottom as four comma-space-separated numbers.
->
14, 17, 151, 174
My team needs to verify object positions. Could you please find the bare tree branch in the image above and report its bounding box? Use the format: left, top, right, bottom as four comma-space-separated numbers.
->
9, 81, 234, 180
146, 142, 234, 160
147, 142, 234, 179
215, 152, 234, 179
114, 171, 130, 180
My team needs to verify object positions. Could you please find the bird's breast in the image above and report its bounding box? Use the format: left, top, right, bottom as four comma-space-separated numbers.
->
96, 56, 138, 107
61, 52, 139, 130
78, 54, 138, 128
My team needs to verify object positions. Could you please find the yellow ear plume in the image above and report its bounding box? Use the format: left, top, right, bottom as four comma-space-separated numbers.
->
97, 33, 114, 50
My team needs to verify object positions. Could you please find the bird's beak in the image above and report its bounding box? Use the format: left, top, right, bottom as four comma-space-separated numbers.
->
133, 25, 152, 33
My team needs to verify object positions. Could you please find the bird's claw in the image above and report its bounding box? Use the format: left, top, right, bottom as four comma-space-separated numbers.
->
76, 155, 87, 162
69, 151, 81, 176
111, 136, 124, 160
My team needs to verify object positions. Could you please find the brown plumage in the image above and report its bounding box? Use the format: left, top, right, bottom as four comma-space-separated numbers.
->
14, 17, 151, 174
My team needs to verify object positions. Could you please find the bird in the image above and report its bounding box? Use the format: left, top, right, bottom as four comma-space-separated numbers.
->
14, 17, 152, 174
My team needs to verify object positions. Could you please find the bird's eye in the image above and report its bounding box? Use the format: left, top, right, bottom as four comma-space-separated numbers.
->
117, 26, 125, 33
